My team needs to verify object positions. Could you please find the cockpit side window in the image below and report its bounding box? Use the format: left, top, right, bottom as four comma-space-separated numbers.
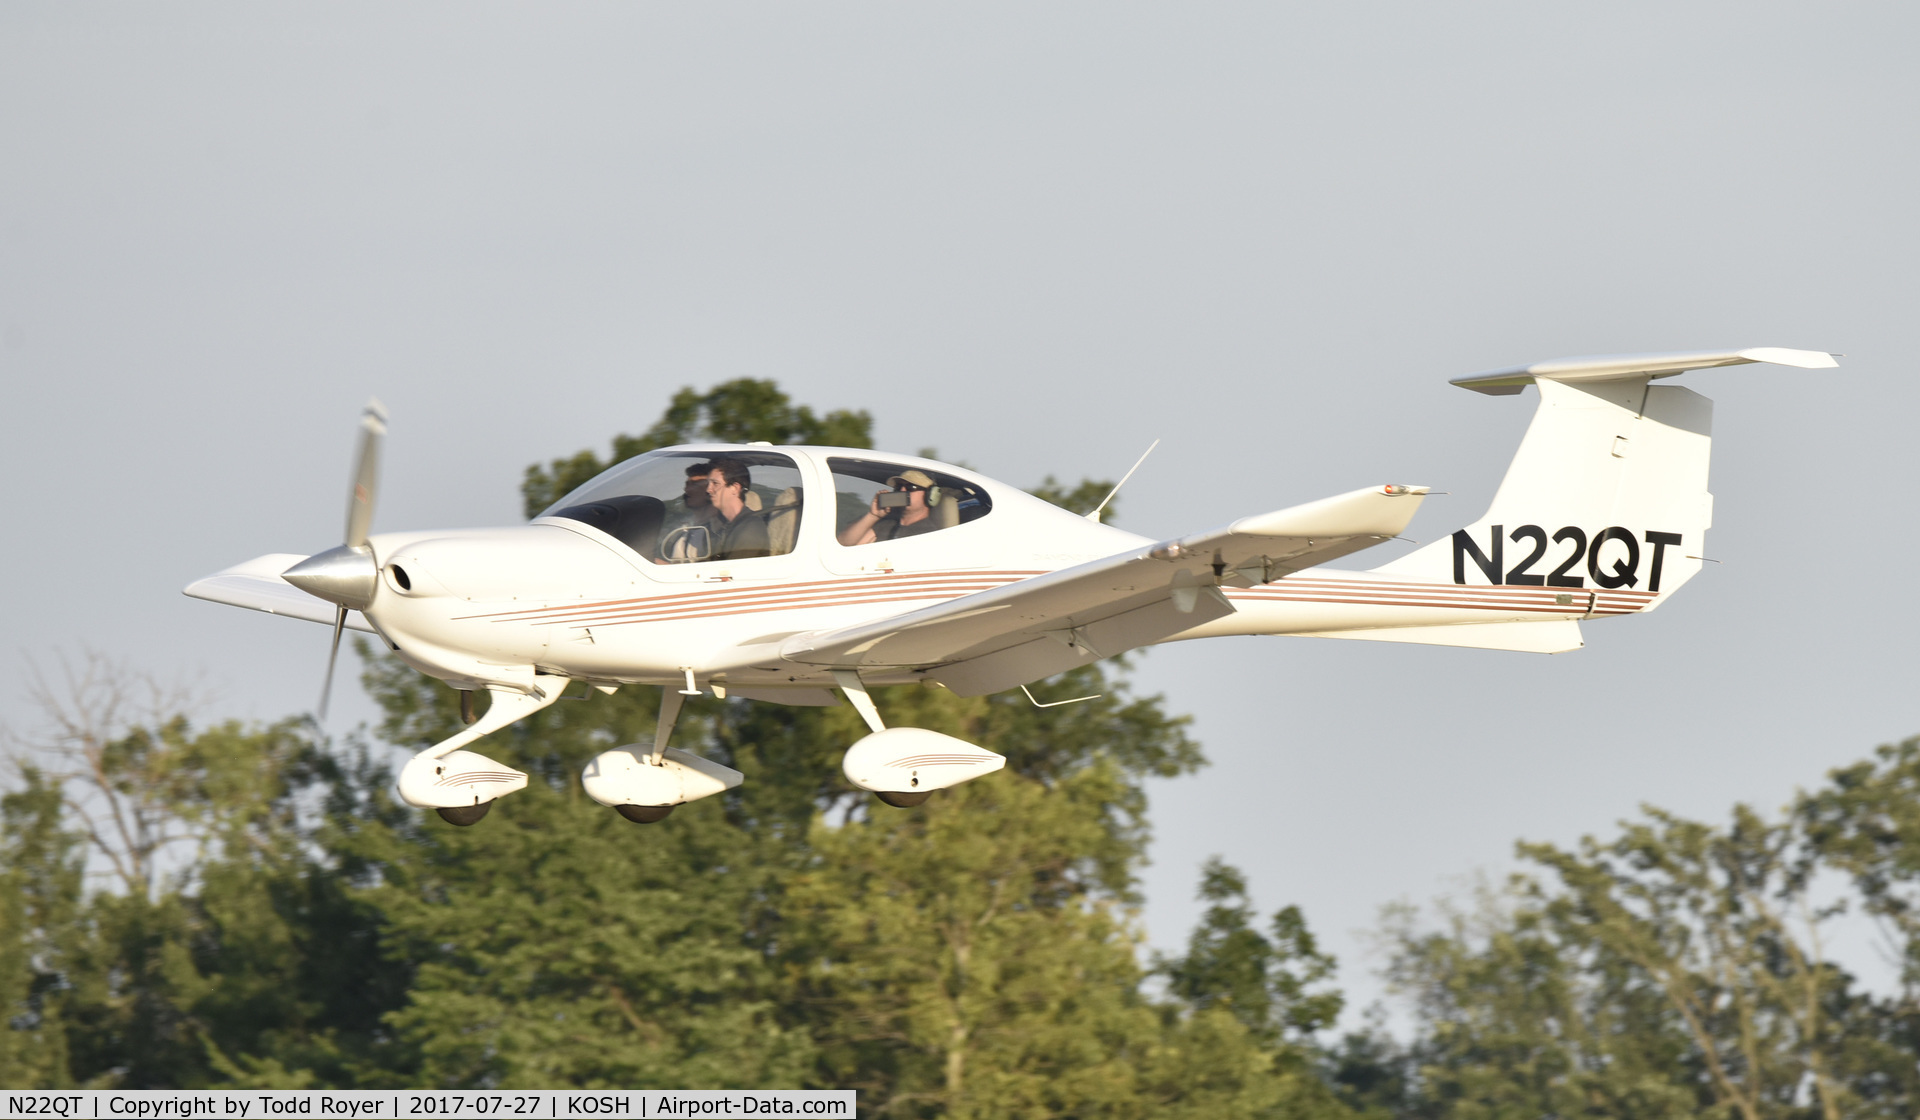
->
827, 458, 992, 548
541, 450, 805, 564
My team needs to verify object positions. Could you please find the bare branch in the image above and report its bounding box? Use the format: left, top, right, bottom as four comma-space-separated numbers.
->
4, 647, 219, 898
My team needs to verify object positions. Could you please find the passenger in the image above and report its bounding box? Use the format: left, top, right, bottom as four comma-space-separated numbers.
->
838, 469, 940, 546
705, 458, 772, 561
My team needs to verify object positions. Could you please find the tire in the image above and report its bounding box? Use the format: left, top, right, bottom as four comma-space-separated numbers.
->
436, 801, 493, 826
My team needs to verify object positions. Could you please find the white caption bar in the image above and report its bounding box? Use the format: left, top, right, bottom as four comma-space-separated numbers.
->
0, 1090, 855, 1120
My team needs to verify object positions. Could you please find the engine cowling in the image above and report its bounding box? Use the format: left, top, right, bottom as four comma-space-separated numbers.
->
841, 727, 1005, 797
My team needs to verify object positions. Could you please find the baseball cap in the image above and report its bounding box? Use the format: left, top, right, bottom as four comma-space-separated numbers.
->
886, 469, 936, 489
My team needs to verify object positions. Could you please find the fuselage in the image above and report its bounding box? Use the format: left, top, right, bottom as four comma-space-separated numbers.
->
351, 443, 1632, 697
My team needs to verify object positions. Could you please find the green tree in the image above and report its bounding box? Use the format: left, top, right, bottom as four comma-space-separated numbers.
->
1380, 801, 1918, 1120
8, 657, 404, 1090
1795, 736, 1920, 1111
783, 674, 1197, 1114
1159, 857, 1342, 1048
0, 769, 82, 1087
1799, 736, 1920, 996
1380, 883, 1698, 1120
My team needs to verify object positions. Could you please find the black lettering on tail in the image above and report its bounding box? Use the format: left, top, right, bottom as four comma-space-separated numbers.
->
1644, 531, 1682, 593
1452, 525, 1502, 584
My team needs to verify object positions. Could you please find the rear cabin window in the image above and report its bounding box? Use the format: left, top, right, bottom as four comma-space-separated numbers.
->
827, 458, 991, 548
540, 450, 805, 564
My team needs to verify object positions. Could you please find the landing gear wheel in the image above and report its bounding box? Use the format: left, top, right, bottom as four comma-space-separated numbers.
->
616, 804, 676, 823
874, 790, 932, 808
436, 801, 493, 826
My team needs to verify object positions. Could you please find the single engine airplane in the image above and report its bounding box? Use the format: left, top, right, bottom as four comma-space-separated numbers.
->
187, 348, 1835, 825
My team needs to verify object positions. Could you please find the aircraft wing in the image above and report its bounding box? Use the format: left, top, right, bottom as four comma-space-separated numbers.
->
184, 553, 378, 633
778, 485, 1426, 695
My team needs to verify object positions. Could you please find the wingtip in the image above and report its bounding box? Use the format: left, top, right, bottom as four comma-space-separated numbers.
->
1735, 347, 1839, 369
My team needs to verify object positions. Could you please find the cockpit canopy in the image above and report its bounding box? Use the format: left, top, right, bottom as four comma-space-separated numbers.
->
539, 448, 993, 565
541, 450, 806, 563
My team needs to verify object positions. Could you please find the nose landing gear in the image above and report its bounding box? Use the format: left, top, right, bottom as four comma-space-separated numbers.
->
396, 684, 562, 824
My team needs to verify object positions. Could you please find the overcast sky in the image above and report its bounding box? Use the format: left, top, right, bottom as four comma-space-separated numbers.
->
4, 3, 1917, 1020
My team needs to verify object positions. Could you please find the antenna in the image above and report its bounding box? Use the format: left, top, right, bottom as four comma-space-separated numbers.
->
1085, 439, 1160, 523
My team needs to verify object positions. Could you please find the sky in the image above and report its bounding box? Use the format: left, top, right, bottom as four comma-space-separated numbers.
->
4, 3, 1917, 1021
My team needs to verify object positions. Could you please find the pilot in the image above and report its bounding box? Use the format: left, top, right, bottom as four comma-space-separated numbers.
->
838, 469, 941, 546
705, 458, 772, 561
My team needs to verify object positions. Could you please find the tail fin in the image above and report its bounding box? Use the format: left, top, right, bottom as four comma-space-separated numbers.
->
1377, 348, 1835, 614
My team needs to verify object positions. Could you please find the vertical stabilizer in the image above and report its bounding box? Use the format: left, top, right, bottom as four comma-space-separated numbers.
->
1378, 367, 1726, 612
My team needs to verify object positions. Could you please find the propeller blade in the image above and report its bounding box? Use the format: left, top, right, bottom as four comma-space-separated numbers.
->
318, 605, 347, 721
344, 398, 388, 550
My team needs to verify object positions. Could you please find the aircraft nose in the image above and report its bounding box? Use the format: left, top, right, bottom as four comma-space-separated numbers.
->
284, 545, 378, 611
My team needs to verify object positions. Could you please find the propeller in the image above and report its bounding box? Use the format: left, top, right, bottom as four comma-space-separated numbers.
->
313, 399, 387, 721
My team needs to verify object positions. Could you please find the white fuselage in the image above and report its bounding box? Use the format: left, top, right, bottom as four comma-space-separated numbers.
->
354, 445, 1632, 696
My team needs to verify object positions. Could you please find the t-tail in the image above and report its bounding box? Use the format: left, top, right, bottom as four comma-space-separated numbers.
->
1366, 347, 1836, 636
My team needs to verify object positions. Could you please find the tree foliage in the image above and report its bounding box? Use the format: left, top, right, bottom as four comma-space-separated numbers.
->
1359, 785, 1920, 1119
1159, 857, 1343, 1048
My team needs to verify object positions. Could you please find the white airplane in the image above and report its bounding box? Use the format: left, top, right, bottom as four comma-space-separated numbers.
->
187, 348, 1834, 825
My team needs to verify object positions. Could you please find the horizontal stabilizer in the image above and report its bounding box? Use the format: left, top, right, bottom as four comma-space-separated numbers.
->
1294, 619, 1583, 653
1451, 347, 1836, 395
184, 553, 377, 633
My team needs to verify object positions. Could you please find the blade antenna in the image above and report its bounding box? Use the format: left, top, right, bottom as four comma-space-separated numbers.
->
1085, 439, 1160, 523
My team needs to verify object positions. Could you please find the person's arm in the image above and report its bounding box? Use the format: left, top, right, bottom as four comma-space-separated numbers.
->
837, 491, 886, 547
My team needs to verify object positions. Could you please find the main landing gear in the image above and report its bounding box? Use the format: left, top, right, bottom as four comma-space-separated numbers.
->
395, 670, 1009, 827
831, 672, 1005, 809
581, 683, 743, 823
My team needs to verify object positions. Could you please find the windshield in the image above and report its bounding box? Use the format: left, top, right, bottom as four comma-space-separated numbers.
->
540, 450, 806, 563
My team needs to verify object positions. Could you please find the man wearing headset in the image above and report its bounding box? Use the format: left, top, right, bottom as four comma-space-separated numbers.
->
705, 458, 773, 561
838, 469, 942, 546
